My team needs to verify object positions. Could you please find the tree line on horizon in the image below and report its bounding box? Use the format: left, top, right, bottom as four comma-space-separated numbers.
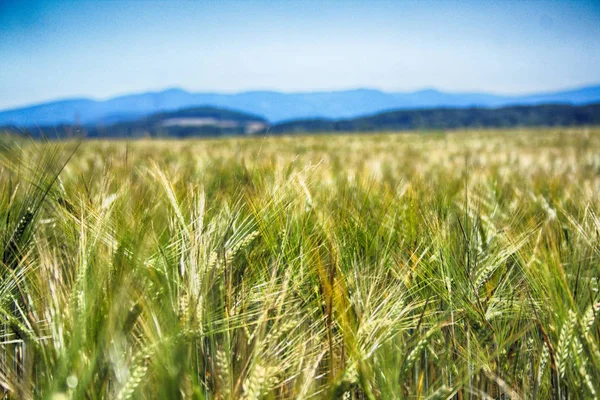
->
2, 102, 599, 138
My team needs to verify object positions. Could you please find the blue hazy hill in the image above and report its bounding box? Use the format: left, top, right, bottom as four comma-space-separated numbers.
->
1, 84, 599, 126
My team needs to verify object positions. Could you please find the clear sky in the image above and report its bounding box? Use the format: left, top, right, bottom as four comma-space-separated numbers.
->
1, 0, 599, 109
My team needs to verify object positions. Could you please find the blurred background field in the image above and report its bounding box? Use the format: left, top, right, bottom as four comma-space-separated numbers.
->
1, 128, 599, 398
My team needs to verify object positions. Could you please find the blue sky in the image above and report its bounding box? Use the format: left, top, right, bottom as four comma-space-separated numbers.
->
1, 0, 599, 109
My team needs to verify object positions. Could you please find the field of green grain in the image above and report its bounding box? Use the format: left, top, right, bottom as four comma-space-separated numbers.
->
1, 128, 599, 399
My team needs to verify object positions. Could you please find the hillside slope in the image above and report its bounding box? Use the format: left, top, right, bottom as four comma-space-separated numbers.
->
268, 103, 600, 133
5, 107, 268, 138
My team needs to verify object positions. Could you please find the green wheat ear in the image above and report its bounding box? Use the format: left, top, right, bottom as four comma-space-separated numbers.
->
3, 208, 34, 270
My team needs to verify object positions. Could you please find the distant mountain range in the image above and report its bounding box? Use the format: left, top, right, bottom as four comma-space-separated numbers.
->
1, 84, 600, 126
5, 103, 599, 139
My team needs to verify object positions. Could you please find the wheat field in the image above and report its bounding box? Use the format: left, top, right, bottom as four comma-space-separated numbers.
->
1, 128, 599, 399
